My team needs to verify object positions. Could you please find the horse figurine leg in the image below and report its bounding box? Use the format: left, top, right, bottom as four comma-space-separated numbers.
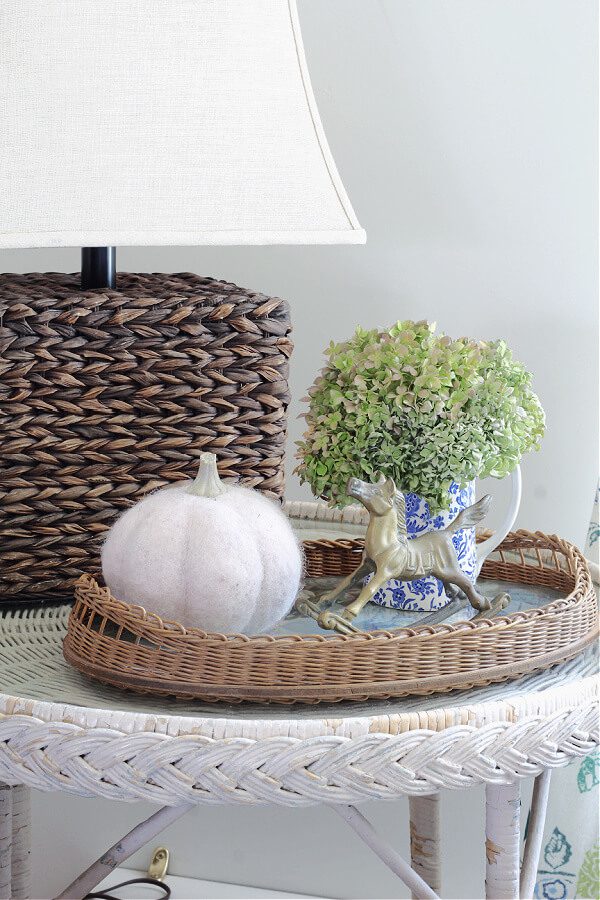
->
434, 566, 492, 612
297, 555, 374, 625
318, 566, 389, 631
319, 555, 373, 605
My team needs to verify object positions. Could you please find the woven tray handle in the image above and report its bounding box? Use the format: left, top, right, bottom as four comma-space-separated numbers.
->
476, 466, 522, 575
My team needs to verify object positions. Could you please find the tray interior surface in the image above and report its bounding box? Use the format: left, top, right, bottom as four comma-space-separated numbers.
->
275, 573, 561, 636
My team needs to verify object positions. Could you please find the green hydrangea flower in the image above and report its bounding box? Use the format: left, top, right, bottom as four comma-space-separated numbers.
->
296, 320, 545, 512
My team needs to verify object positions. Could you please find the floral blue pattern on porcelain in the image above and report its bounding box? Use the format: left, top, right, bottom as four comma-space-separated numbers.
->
371, 481, 478, 611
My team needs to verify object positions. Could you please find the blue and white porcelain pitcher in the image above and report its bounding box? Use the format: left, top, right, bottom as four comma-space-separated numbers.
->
371, 467, 522, 611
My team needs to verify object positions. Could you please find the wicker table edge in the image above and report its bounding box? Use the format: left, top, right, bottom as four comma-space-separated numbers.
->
0, 670, 597, 740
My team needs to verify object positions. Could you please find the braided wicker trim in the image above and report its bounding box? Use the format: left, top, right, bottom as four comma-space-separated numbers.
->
64, 526, 599, 703
0, 705, 596, 804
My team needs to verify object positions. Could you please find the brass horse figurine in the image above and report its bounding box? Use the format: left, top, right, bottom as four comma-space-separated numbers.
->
313, 474, 493, 633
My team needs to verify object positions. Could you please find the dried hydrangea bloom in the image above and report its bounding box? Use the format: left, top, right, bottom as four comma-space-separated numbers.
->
296, 321, 545, 512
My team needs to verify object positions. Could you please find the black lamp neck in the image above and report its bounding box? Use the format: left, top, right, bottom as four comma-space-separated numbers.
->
81, 247, 116, 290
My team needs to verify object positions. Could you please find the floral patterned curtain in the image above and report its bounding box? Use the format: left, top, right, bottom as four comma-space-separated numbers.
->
532, 752, 599, 899
532, 483, 599, 900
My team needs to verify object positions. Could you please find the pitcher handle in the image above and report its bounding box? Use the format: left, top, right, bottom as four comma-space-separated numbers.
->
475, 466, 522, 576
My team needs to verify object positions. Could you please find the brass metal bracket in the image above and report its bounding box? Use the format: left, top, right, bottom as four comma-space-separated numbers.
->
148, 846, 169, 882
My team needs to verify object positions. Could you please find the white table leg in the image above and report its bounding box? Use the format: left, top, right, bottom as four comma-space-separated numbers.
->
485, 782, 521, 900
11, 785, 31, 900
409, 795, 441, 897
333, 804, 438, 899
0, 785, 12, 900
55, 802, 193, 900
520, 770, 552, 899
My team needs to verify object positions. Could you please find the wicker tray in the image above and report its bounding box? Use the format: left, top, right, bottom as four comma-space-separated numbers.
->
64, 527, 599, 704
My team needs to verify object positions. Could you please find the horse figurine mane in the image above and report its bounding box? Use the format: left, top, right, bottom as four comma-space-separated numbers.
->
393, 489, 407, 537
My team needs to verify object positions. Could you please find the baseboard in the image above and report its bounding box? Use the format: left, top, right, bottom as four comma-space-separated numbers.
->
95, 865, 323, 899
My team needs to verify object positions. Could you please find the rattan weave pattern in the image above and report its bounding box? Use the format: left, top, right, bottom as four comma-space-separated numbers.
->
64, 527, 599, 704
0, 705, 597, 804
0, 272, 292, 597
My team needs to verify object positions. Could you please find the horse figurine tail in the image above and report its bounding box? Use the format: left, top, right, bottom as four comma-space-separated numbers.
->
447, 494, 492, 532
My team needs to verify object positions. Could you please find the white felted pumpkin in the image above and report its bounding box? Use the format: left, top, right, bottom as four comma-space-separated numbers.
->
101, 453, 302, 634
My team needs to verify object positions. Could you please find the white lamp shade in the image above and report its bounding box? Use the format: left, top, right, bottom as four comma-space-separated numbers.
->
0, 0, 365, 249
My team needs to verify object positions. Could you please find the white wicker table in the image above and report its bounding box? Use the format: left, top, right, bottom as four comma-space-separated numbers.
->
0, 599, 597, 900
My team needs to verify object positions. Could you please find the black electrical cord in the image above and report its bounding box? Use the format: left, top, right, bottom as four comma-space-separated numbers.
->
84, 875, 171, 899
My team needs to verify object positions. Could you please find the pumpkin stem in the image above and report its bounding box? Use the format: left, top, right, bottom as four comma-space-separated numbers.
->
188, 452, 229, 498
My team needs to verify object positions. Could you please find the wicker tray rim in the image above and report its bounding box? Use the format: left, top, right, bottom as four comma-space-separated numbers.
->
72, 528, 594, 646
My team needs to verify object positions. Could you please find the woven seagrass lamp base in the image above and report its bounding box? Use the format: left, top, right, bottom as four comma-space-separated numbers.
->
0, 272, 292, 599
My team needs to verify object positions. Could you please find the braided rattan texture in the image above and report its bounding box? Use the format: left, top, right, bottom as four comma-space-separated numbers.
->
0, 272, 292, 597
64, 528, 599, 704
0, 704, 597, 804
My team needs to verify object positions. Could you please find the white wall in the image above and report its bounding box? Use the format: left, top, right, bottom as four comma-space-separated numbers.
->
33, 782, 535, 900
2, 0, 597, 545
1, 1, 597, 897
